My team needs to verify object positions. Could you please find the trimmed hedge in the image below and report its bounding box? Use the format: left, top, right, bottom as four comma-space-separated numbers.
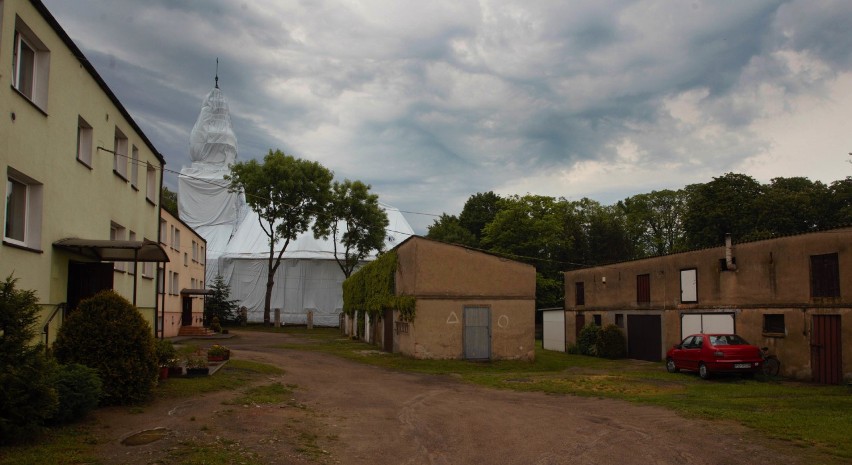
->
47, 363, 102, 424
577, 323, 600, 356
53, 290, 157, 405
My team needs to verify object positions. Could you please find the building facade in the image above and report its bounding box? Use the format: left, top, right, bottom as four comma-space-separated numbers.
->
158, 209, 206, 337
561, 228, 852, 384
1, 0, 167, 342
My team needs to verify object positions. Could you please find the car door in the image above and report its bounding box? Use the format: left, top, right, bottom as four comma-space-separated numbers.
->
682, 336, 703, 371
672, 336, 694, 370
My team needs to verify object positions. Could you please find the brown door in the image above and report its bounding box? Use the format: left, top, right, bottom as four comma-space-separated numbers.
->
575, 313, 586, 341
67, 262, 113, 312
182, 296, 193, 326
627, 315, 662, 362
811, 315, 842, 384
383, 309, 394, 352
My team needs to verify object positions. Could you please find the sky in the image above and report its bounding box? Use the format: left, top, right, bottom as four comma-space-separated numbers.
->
42, 0, 852, 234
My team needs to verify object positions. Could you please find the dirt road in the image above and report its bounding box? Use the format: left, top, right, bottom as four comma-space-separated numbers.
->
92, 331, 807, 465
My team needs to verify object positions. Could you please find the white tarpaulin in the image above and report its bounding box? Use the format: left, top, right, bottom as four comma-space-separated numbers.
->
179, 84, 414, 325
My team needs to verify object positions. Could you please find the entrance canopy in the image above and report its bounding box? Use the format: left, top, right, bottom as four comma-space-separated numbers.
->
53, 238, 169, 262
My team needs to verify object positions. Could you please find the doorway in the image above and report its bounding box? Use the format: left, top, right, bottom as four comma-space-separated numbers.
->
463, 306, 491, 360
67, 262, 113, 312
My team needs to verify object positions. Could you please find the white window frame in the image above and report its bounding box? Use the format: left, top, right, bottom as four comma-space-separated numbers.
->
12, 18, 50, 110
113, 128, 128, 180
680, 268, 698, 303
110, 222, 126, 272
130, 145, 139, 189
146, 163, 157, 203
77, 116, 93, 167
4, 168, 43, 250
159, 218, 167, 244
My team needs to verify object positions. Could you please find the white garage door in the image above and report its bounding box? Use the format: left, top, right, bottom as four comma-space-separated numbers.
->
542, 310, 566, 352
680, 313, 735, 338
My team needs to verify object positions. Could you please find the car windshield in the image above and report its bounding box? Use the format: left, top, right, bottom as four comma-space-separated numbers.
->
709, 335, 749, 346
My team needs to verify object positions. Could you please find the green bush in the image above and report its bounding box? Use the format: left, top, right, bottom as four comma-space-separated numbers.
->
155, 339, 177, 367
205, 274, 237, 325
47, 363, 102, 424
577, 323, 600, 356
566, 343, 580, 355
595, 324, 627, 359
53, 290, 157, 405
0, 275, 58, 443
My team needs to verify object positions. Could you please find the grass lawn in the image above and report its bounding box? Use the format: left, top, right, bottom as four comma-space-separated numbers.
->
270, 326, 852, 463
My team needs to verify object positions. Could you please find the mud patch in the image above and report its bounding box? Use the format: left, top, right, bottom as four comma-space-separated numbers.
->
120, 427, 170, 446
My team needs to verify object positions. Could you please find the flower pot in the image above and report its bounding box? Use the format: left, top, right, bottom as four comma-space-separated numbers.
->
207, 355, 226, 362
159, 366, 169, 380
168, 366, 184, 377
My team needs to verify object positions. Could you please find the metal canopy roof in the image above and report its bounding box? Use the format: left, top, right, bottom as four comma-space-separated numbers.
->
53, 238, 170, 262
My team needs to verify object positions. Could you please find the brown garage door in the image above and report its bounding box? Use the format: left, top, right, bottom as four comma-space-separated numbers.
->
627, 315, 662, 362
811, 315, 842, 385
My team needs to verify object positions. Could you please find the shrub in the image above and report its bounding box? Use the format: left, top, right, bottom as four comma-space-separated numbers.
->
47, 363, 102, 424
205, 275, 237, 325
566, 343, 580, 355
577, 323, 600, 356
595, 324, 627, 359
53, 290, 158, 405
0, 275, 58, 444
155, 339, 177, 367
210, 316, 222, 333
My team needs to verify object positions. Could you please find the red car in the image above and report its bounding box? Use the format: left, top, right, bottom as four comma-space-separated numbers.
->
665, 334, 762, 379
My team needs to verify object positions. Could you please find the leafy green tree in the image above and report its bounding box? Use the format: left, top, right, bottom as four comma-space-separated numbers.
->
683, 173, 763, 248
227, 150, 334, 324
827, 177, 852, 226
618, 189, 687, 256
314, 179, 389, 278
0, 275, 58, 443
756, 177, 830, 236
205, 274, 238, 324
426, 214, 477, 246
458, 191, 504, 243
160, 186, 178, 217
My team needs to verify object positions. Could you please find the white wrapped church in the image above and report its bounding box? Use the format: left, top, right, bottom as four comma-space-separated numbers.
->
178, 81, 414, 326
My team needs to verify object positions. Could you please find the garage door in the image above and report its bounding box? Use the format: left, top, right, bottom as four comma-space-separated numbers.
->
627, 315, 662, 362
680, 313, 734, 338
542, 310, 565, 352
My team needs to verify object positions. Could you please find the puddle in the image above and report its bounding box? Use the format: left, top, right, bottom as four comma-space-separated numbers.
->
121, 427, 170, 446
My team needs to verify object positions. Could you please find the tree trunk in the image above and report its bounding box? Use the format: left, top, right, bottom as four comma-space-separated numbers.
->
264, 275, 274, 325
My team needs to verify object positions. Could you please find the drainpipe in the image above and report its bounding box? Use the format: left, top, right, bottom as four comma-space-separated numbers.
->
725, 233, 737, 271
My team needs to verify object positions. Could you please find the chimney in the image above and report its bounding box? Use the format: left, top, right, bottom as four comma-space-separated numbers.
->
725, 233, 737, 271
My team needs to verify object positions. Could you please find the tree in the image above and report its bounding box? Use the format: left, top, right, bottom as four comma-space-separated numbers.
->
683, 173, 763, 248
314, 180, 389, 278
756, 177, 829, 236
618, 189, 687, 257
426, 214, 477, 246
458, 191, 504, 243
0, 275, 58, 443
205, 274, 238, 324
160, 186, 178, 217
227, 150, 333, 324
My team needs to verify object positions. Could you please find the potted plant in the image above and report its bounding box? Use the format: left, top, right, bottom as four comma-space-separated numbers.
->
207, 344, 230, 362
184, 355, 209, 377
155, 339, 177, 380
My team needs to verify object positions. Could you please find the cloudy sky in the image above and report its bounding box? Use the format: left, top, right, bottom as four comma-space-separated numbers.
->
42, 0, 852, 233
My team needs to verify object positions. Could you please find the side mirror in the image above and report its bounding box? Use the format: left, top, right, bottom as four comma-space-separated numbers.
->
674, 344, 682, 350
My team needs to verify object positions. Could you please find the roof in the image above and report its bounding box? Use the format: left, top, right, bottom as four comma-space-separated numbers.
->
53, 238, 169, 262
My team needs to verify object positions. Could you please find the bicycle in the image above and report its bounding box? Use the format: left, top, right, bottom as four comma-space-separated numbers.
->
761, 347, 781, 377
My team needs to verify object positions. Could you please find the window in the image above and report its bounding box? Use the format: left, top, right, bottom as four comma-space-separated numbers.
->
146, 163, 157, 203
615, 314, 624, 328
199, 246, 205, 264
192, 240, 198, 262
159, 219, 167, 244
763, 314, 785, 334
184, 252, 188, 266
76, 116, 93, 167
680, 268, 697, 303
593, 314, 602, 326
173, 228, 181, 250
158, 267, 165, 294
811, 253, 840, 298
171, 272, 179, 295
110, 222, 126, 272
127, 230, 136, 275
142, 256, 153, 279
113, 128, 128, 179
130, 145, 139, 189
167, 270, 173, 294
575, 282, 585, 306
4, 168, 43, 250
12, 18, 50, 109
636, 274, 650, 304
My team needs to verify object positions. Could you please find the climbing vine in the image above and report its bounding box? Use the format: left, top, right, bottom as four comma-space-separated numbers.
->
342, 251, 416, 322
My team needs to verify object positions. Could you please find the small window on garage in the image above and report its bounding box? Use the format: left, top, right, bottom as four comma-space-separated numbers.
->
810, 253, 839, 298
680, 268, 697, 303
636, 273, 650, 304
763, 314, 785, 335
615, 314, 624, 328
593, 314, 602, 326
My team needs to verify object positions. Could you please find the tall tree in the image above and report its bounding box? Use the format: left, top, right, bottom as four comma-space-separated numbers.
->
683, 173, 763, 248
757, 177, 829, 236
160, 186, 178, 217
458, 191, 504, 243
227, 150, 333, 324
619, 189, 687, 257
426, 214, 477, 246
314, 179, 389, 278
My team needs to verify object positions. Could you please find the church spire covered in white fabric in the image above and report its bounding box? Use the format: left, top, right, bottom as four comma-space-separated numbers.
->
178, 81, 246, 282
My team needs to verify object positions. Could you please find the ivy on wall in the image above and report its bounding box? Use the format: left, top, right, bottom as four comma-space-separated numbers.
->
342, 250, 416, 322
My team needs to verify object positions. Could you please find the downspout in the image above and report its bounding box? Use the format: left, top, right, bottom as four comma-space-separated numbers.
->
133, 249, 138, 306
725, 233, 737, 271
155, 153, 165, 339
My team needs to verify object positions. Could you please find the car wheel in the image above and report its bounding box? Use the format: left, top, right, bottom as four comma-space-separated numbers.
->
666, 358, 679, 373
698, 362, 710, 380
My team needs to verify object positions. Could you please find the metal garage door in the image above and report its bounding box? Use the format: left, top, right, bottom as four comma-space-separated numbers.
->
464, 306, 491, 360
542, 310, 566, 352
627, 315, 662, 362
680, 313, 734, 338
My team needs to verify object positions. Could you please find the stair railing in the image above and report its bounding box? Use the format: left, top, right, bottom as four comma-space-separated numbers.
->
43, 302, 66, 352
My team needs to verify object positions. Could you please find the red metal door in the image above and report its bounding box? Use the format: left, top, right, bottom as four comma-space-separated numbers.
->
811, 315, 842, 384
